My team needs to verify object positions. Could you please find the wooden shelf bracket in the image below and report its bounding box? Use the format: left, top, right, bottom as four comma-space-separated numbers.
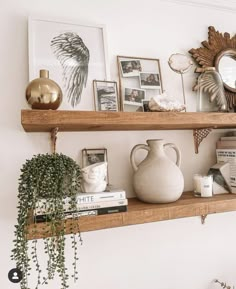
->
193, 128, 212, 154
51, 127, 59, 154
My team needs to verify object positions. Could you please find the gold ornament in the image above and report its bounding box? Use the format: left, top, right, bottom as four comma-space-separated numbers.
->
26, 70, 62, 110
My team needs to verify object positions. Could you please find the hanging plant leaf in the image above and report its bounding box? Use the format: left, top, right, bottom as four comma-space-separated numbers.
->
11, 153, 82, 289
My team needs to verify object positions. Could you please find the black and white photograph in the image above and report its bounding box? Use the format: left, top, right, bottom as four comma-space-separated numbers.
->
28, 16, 109, 110
140, 72, 160, 89
93, 80, 119, 111
120, 59, 142, 77
82, 148, 108, 167
124, 88, 145, 105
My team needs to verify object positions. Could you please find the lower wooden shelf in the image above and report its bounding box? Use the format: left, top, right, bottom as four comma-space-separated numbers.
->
26, 192, 236, 240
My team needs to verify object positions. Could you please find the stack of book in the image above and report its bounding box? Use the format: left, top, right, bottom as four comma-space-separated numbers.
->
34, 189, 128, 223
216, 132, 236, 193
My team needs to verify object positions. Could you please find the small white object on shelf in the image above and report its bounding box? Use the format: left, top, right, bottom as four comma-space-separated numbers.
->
208, 162, 231, 194
148, 92, 185, 112
193, 174, 202, 197
81, 162, 108, 193
201, 175, 213, 197
168, 53, 193, 111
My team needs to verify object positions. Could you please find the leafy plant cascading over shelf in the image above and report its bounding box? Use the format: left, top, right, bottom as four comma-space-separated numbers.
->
11, 153, 82, 289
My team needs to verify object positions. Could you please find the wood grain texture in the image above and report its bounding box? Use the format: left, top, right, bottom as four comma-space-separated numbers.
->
26, 192, 236, 240
21, 110, 236, 132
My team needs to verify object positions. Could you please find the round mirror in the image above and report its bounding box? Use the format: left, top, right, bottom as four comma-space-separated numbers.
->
215, 49, 236, 93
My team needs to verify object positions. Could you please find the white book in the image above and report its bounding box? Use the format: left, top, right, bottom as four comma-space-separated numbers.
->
36, 189, 126, 208
35, 196, 128, 215
76, 189, 126, 204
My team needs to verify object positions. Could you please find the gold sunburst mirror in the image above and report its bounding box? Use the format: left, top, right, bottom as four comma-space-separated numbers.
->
189, 26, 236, 109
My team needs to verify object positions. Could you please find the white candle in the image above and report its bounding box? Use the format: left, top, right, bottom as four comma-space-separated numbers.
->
193, 174, 202, 196
201, 175, 213, 197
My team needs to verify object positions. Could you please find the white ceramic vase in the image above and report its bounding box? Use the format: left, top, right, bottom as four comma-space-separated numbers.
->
81, 162, 107, 193
130, 139, 184, 203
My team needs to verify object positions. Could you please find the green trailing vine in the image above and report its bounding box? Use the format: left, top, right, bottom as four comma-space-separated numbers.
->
11, 153, 82, 289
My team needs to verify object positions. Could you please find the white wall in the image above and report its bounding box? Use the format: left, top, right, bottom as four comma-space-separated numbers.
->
1, 0, 236, 288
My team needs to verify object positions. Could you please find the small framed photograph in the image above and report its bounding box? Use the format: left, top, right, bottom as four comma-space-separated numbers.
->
93, 80, 119, 111
140, 72, 160, 89
82, 148, 108, 167
117, 55, 163, 111
120, 59, 142, 77
82, 148, 109, 183
124, 88, 145, 106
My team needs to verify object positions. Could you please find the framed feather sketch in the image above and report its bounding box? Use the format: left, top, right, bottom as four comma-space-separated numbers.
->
28, 16, 109, 110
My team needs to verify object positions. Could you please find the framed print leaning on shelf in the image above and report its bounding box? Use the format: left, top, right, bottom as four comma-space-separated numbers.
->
93, 80, 119, 111
82, 148, 109, 183
117, 55, 163, 112
28, 16, 109, 111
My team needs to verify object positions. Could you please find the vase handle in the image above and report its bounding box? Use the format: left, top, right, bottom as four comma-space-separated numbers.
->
164, 143, 181, 167
130, 144, 150, 172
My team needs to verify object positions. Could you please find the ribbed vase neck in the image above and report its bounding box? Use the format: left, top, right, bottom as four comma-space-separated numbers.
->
40, 69, 49, 78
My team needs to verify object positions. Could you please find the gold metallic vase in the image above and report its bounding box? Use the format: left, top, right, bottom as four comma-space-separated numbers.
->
26, 69, 63, 110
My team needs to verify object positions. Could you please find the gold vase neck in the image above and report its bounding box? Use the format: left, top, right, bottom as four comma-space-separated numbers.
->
40, 69, 49, 78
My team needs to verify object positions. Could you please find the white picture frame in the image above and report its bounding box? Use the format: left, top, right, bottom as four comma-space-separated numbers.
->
28, 15, 110, 110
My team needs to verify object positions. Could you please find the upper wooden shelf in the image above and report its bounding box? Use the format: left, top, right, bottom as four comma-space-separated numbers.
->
26, 192, 236, 240
21, 110, 236, 132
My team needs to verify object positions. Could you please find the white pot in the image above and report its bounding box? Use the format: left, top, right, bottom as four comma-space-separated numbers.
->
130, 139, 184, 203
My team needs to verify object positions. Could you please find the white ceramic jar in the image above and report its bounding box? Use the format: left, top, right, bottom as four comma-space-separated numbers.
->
130, 139, 184, 203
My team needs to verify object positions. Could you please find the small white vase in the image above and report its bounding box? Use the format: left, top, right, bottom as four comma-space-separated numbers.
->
81, 162, 107, 193
130, 139, 184, 203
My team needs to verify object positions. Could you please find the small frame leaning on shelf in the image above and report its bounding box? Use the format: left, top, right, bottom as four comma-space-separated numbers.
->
82, 148, 109, 183
117, 55, 163, 112
93, 80, 119, 111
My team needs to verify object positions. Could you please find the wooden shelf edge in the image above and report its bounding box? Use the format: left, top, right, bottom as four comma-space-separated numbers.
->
26, 192, 236, 240
21, 110, 236, 132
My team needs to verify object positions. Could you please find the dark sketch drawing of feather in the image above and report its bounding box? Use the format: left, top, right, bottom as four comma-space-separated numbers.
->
196, 71, 228, 111
51, 32, 90, 107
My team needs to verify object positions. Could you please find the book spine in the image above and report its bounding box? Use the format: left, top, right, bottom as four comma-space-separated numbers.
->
36, 190, 126, 208
221, 136, 236, 141
77, 191, 126, 204
34, 205, 128, 223
216, 140, 236, 149
35, 199, 128, 215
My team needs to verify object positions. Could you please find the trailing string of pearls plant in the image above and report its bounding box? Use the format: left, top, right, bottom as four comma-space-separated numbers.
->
11, 151, 82, 289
